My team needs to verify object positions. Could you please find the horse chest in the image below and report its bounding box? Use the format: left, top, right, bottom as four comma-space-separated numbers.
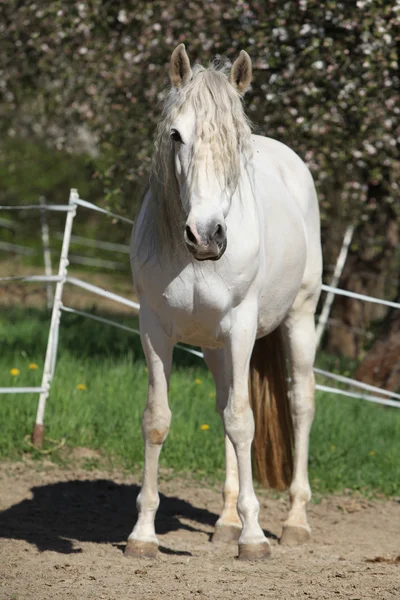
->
139, 262, 247, 346
164, 272, 234, 345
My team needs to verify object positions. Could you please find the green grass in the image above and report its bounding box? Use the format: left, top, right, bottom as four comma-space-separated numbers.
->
1, 308, 399, 496
1, 350, 223, 473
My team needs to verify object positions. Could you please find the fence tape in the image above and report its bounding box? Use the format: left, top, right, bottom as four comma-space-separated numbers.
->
0, 241, 126, 271
0, 275, 62, 284
66, 276, 140, 311
73, 198, 135, 225
176, 344, 204, 358
0, 387, 46, 394
321, 284, 400, 310
61, 305, 141, 336
69, 254, 126, 270
60, 305, 213, 360
315, 384, 399, 408
0, 205, 74, 212
56, 232, 130, 254
0, 241, 36, 255
314, 367, 400, 400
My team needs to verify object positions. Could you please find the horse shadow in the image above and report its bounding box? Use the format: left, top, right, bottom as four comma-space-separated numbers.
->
0, 478, 278, 555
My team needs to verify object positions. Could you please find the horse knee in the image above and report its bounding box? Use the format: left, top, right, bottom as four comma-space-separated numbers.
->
142, 407, 171, 444
224, 404, 254, 446
291, 400, 315, 422
149, 427, 169, 445
290, 377, 315, 422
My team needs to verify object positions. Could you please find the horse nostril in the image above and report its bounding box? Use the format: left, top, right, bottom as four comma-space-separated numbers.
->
185, 225, 198, 246
212, 223, 226, 245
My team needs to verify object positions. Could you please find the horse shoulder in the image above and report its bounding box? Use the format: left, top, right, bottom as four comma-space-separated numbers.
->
252, 134, 322, 289
252, 135, 318, 218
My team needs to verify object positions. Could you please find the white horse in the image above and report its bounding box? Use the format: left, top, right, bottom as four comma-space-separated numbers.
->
129, 45, 322, 560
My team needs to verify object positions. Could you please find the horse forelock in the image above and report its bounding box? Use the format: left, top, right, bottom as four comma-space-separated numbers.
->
142, 62, 253, 261
154, 63, 252, 189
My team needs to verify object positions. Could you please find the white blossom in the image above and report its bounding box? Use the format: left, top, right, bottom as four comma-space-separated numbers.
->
117, 9, 128, 24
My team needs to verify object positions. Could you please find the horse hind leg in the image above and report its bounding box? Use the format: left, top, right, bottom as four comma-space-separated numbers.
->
280, 303, 318, 546
203, 349, 242, 544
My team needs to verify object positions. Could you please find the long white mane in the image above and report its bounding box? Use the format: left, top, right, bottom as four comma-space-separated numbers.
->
136, 63, 253, 260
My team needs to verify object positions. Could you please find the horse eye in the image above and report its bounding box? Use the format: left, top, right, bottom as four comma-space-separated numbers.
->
170, 129, 183, 144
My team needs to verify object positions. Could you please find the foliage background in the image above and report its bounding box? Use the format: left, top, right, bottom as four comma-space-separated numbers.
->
2, 1, 399, 213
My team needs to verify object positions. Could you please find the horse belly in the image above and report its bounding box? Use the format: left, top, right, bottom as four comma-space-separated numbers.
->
256, 223, 308, 337
256, 287, 299, 338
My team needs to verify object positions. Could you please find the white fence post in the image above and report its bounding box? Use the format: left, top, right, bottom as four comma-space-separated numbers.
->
316, 224, 355, 347
32, 189, 78, 447
39, 196, 54, 309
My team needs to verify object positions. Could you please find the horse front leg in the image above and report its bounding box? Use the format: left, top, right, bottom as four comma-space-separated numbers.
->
125, 306, 173, 559
203, 349, 242, 543
223, 306, 270, 561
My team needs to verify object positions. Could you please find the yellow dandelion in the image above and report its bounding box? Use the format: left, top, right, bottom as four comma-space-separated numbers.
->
76, 383, 87, 391
195, 378, 202, 385
10, 368, 20, 376
200, 424, 210, 431
209, 391, 216, 398
28, 363, 39, 370
369, 451, 376, 456
330, 444, 336, 452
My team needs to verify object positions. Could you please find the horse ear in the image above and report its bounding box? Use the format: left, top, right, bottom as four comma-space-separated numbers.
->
229, 50, 252, 95
169, 44, 193, 88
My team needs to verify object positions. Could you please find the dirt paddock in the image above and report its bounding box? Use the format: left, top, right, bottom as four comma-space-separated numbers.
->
0, 458, 399, 600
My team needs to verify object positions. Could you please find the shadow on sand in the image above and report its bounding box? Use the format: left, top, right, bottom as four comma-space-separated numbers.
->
0, 478, 278, 555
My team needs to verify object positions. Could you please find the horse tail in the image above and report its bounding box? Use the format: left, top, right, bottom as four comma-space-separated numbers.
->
249, 326, 293, 490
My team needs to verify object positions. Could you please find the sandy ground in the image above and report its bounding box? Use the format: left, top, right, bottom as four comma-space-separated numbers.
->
0, 456, 399, 600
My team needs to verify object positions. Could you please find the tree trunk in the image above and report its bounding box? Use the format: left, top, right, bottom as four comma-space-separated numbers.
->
324, 181, 399, 359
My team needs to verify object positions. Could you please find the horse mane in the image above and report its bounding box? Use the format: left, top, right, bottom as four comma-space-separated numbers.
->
136, 61, 253, 262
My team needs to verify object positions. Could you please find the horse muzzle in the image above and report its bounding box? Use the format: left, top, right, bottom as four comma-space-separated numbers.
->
184, 221, 227, 261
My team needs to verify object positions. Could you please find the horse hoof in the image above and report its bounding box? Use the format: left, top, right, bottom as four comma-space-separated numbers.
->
212, 524, 242, 544
238, 542, 271, 561
280, 525, 310, 546
124, 540, 158, 559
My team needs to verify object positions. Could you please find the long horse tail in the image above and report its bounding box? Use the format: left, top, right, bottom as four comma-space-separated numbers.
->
249, 326, 293, 490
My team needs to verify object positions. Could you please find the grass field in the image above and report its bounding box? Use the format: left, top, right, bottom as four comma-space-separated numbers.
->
1, 307, 399, 497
